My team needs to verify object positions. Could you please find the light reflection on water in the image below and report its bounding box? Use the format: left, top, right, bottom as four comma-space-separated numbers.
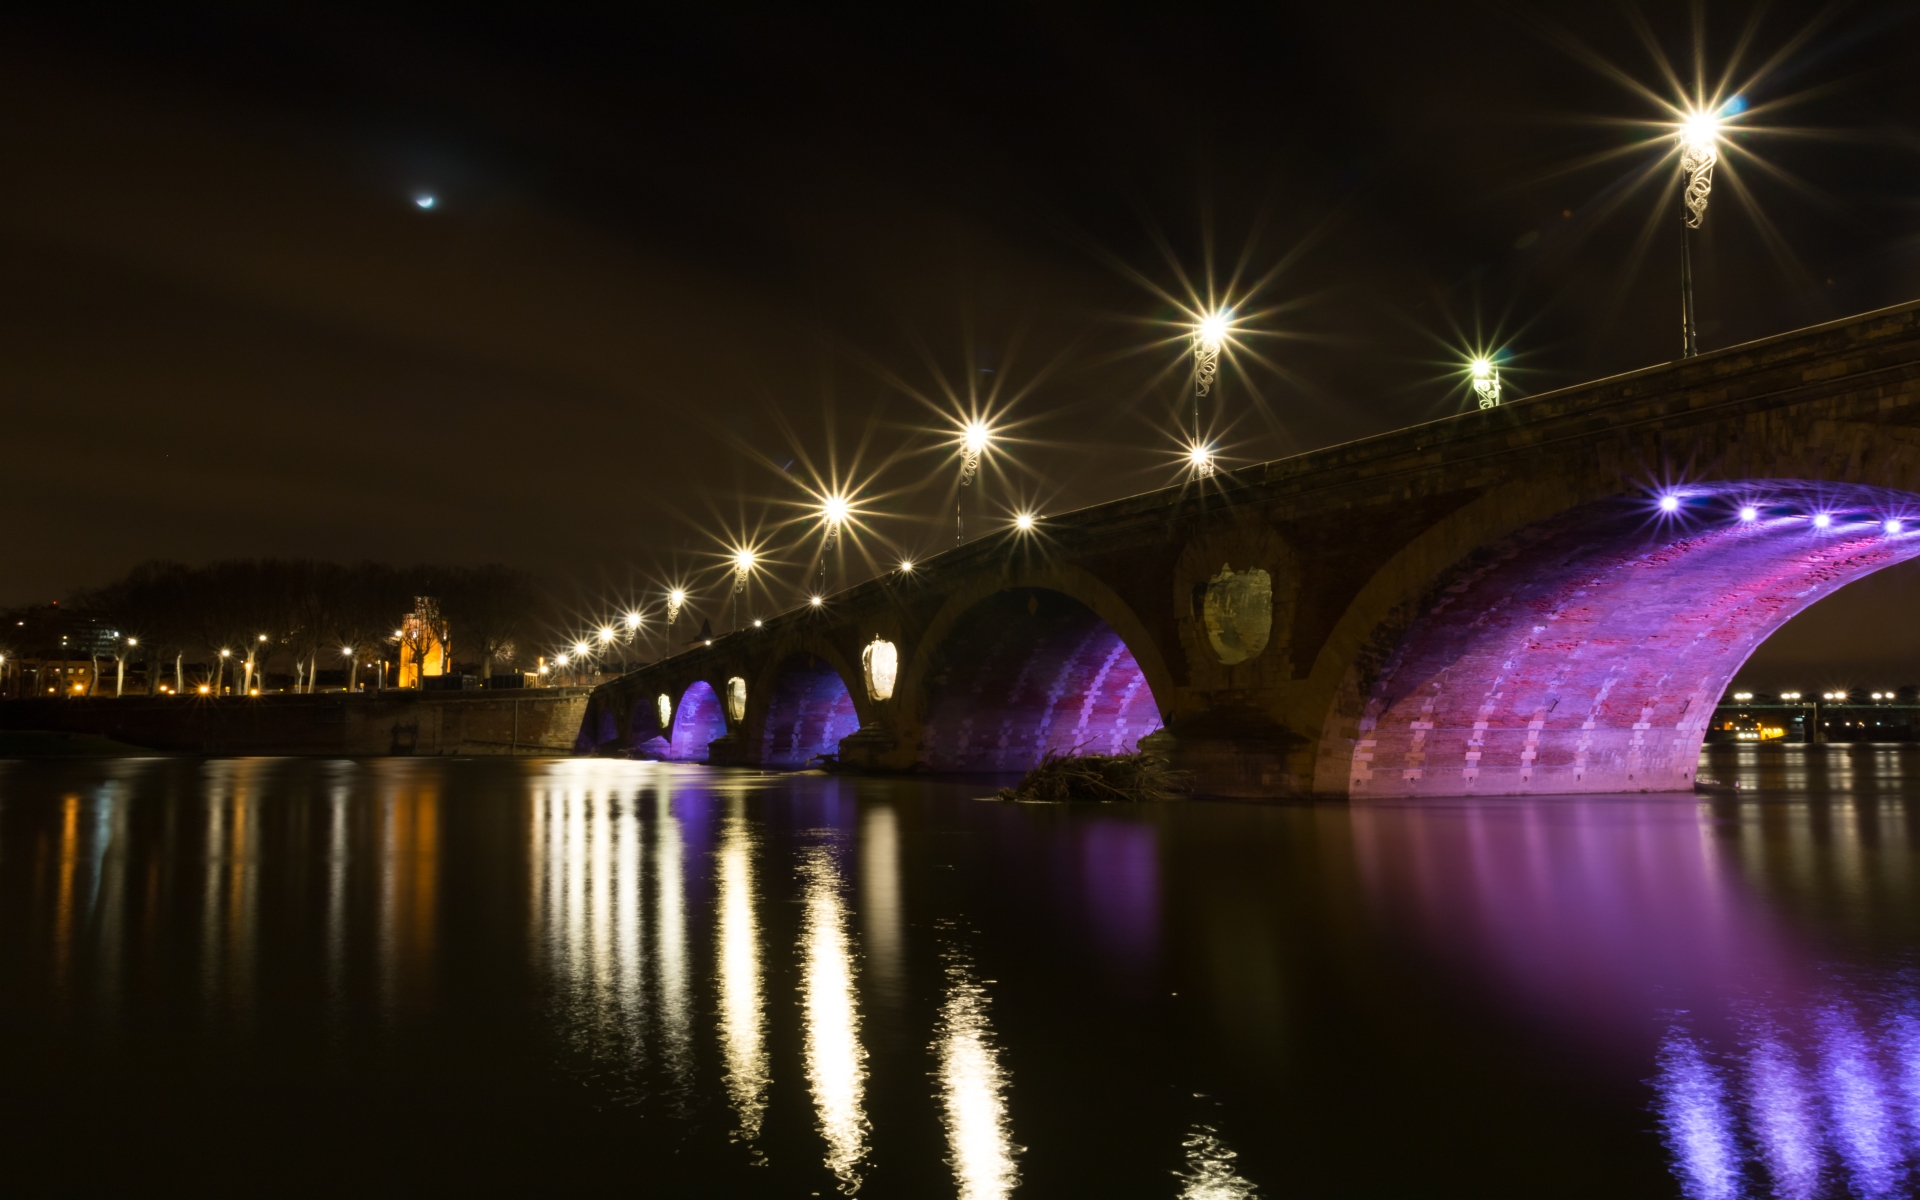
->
933, 936, 1019, 1199
715, 796, 768, 1147
13, 749, 1920, 1195
800, 841, 870, 1191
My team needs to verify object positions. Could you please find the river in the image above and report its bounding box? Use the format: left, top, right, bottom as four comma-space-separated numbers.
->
1, 745, 1916, 1197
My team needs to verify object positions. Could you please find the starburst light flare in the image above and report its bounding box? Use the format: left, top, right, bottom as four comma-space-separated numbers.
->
667, 588, 686, 626
732, 549, 755, 593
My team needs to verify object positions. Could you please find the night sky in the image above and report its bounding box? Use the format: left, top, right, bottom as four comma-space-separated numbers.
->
5, 3, 1919, 683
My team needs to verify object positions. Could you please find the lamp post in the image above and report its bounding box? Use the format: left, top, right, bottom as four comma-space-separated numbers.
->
1191, 311, 1229, 478
1679, 110, 1719, 358
958, 421, 990, 545
667, 588, 686, 629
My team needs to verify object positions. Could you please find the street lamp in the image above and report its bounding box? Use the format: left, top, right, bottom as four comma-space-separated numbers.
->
1471, 358, 1500, 408
1191, 310, 1230, 478
1678, 108, 1720, 358
667, 588, 686, 627
957, 420, 992, 545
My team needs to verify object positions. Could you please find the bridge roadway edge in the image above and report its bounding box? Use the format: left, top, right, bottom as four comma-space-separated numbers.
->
584, 298, 1920, 799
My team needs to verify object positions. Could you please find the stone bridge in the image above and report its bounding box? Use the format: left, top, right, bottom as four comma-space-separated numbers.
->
582, 299, 1920, 798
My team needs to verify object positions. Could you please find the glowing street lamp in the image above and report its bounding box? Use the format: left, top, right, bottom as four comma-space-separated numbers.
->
1014, 512, 1036, 532
625, 611, 643, 631
820, 493, 851, 547
957, 420, 992, 545
1191, 310, 1230, 478
960, 421, 990, 484
1470, 358, 1500, 409
732, 549, 755, 593
1678, 107, 1721, 358
667, 588, 686, 626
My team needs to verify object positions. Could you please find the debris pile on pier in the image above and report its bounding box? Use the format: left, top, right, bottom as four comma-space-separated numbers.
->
997, 750, 1189, 802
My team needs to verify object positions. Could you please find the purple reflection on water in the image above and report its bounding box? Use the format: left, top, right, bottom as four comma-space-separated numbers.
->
1815, 1006, 1903, 1198
1080, 820, 1157, 965
1743, 1032, 1823, 1200
1890, 1012, 1920, 1149
1655, 1031, 1744, 1200
1352, 800, 1920, 1198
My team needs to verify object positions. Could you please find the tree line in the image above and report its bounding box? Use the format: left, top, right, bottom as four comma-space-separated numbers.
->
23, 560, 540, 695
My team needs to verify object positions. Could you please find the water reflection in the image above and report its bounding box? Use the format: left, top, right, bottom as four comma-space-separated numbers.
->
715, 797, 768, 1147
860, 805, 902, 1004
1355, 781, 1920, 1199
933, 939, 1018, 1200
799, 843, 868, 1191
1173, 1125, 1259, 1200
653, 788, 693, 1089
1657, 1002, 1920, 1200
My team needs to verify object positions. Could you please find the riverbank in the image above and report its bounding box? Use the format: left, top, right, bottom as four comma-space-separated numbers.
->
0, 689, 590, 756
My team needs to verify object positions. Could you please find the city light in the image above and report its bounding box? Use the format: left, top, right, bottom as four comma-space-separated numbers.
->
220, 648, 231, 658
899, 560, 914, 573
1813, 513, 1832, 528
598, 626, 615, 644
573, 640, 591, 655
1186, 441, 1214, 475
752, 619, 763, 628
668, 589, 686, 624
1014, 512, 1035, 531
1886, 519, 1904, 534
126, 638, 137, 647
810, 595, 824, 607
1733, 692, 1753, 701
1659, 494, 1680, 513
1781, 692, 1802, 701
733, 548, 756, 592
625, 611, 643, 630
1739, 505, 1759, 521
554, 654, 570, 667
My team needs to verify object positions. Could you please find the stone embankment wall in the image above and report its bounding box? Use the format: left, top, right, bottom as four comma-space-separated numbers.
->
0, 690, 591, 756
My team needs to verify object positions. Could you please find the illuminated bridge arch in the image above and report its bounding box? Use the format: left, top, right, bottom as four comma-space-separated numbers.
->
667, 679, 728, 762
913, 585, 1167, 771
755, 651, 862, 767
1334, 481, 1920, 797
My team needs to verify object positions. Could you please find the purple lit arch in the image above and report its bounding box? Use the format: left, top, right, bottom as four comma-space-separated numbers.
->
668, 680, 728, 761
1348, 482, 1920, 797
919, 588, 1163, 771
759, 655, 859, 767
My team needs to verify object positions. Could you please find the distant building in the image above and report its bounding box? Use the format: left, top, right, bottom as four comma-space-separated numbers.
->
397, 597, 448, 689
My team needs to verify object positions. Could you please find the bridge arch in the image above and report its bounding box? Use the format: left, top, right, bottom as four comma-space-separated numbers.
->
667, 678, 728, 762
910, 581, 1168, 771
751, 649, 863, 767
1320, 480, 1920, 797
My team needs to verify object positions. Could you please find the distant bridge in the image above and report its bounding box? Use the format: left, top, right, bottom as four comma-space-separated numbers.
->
582, 300, 1920, 798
